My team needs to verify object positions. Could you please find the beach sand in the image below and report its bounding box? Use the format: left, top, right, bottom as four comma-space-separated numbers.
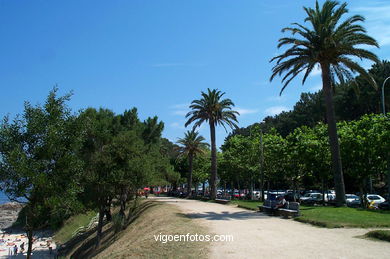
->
0, 203, 57, 258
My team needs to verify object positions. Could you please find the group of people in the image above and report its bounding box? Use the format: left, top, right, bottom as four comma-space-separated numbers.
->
271, 195, 287, 211
8, 242, 24, 256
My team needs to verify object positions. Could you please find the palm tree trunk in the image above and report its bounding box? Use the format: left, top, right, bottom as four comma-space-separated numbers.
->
321, 63, 346, 206
187, 152, 194, 197
209, 121, 217, 200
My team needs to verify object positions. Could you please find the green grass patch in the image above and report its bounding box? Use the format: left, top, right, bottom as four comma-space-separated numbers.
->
54, 210, 97, 244
230, 200, 263, 211
365, 230, 390, 242
295, 206, 390, 228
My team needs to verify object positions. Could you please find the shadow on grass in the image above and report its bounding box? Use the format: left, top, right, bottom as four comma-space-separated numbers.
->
57, 200, 158, 259
184, 210, 269, 221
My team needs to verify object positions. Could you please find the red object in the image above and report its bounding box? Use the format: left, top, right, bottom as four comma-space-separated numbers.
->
143, 187, 150, 191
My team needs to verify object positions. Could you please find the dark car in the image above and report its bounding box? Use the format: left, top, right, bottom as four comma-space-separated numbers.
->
345, 194, 361, 208
379, 201, 390, 210
299, 193, 323, 205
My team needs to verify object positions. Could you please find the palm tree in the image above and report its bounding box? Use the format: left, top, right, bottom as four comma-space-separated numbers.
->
185, 88, 239, 200
177, 130, 209, 197
270, 0, 379, 206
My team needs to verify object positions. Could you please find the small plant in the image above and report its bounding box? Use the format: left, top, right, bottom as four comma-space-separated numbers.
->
112, 213, 124, 233
365, 230, 390, 242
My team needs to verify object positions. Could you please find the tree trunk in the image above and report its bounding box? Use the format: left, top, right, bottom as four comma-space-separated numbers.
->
322, 178, 326, 206
119, 187, 127, 220
202, 181, 206, 196
104, 197, 112, 222
387, 155, 390, 201
321, 63, 346, 206
195, 182, 199, 196
250, 180, 254, 200
259, 131, 265, 202
127, 195, 138, 221
187, 152, 194, 197
96, 205, 105, 248
209, 121, 217, 200
26, 228, 33, 259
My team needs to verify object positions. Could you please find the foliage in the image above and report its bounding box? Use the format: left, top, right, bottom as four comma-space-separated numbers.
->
0, 88, 85, 257
185, 88, 239, 199
177, 130, 208, 195
365, 230, 390, 242
220, 114, 389, 195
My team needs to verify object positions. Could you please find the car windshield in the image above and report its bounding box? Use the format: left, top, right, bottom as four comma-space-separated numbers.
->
304, 193, 311, 197
368, 196, 380, 200
346, 195, 358, 199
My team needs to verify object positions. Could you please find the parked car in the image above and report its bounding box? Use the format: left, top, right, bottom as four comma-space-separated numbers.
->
366, 194, 386, 205
299, 193, 323, 205
378, 201, 390, 210
325, 190, 336, 201
252, 191, 261, 199
233, 190, 245, 199
284, 190, 300, 201
345, 194, 361, 207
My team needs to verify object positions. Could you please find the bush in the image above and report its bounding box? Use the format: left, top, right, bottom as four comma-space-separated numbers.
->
365, 230, 390, 242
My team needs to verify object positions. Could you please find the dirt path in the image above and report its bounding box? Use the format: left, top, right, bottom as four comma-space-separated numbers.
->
153, 197, 390, 259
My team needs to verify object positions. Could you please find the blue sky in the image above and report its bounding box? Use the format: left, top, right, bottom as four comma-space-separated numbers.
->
1, 0, 390, 147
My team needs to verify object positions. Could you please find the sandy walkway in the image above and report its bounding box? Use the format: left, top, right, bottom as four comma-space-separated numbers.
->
153, 197, 390, 259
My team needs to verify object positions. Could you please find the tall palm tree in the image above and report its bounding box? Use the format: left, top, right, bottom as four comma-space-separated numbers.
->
177, 130, 209, 197
270, 0, 379, 206
185, 88, 239, 200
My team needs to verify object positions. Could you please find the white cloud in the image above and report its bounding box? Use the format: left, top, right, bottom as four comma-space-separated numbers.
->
252, 80, 269, 86
170, 103, 190, 109
170, 122, 184, 129
310, 65, 321, 76
310, 83, 322, 92
152, 63, 186, 67
352, 2, 390, 47
170, 103, 190, 116
264, 106, 290, 116
235, 108, 259, 115
172, 110, 188, 116
152, 63, 204, 68
266, 95, 287, 102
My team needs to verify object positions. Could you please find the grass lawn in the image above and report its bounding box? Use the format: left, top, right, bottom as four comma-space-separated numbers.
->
54, 210, 97, 244
226, 199, 390, 228
95, 201, 209, 259
295, 206, 390, 228
230, 200, 262, 211
364, 230, 390, 242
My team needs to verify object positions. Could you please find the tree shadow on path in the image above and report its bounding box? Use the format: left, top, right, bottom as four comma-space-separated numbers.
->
182, 211, 270, 221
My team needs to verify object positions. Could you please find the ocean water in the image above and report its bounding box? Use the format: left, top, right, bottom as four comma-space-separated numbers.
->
0, 190, 10, 205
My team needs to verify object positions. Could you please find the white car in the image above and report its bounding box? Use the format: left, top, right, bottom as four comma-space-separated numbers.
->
299, 193, 323, 204
345, 194, 360, 203
345, 194, 361, 207
366, 194, 386, 205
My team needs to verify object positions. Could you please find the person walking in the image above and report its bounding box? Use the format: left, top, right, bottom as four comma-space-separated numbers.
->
20, 242, 25, 254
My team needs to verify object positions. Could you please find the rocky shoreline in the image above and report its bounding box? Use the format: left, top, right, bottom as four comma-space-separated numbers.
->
0, 202, 24, 230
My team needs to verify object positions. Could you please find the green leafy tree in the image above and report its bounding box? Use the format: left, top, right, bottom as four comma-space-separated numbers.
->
0, 89, 83, 259
221, 135, 258, 198
192, 151, 211, 195
339, 114, 390, 206
79, 108, 119, 247
177, 130, 208, 197
270, 0, 379, 206
185, 89, 239, 199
